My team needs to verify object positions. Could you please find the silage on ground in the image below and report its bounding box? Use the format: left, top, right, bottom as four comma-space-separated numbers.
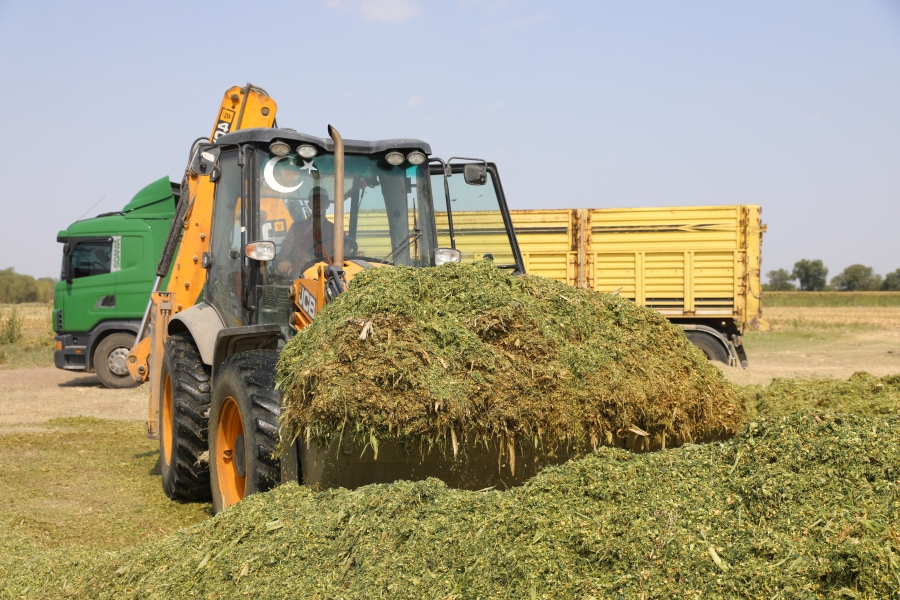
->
14, 412, 900, 599
742, 371, 900, 419
277, 261, 742, 457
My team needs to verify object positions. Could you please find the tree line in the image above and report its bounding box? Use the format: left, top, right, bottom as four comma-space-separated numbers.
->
765, 259, 900, 291
0, 268, 56, 303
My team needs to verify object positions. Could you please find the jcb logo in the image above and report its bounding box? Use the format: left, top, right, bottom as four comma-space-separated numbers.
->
300, 287, 317, 319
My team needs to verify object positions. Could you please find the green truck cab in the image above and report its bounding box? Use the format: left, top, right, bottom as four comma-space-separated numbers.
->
53, 177, 178, 388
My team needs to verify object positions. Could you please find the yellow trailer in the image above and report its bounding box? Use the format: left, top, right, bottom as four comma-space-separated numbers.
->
510, 205, 767, 367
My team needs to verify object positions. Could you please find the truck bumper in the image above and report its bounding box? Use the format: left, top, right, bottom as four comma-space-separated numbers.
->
54, 333, 91, 371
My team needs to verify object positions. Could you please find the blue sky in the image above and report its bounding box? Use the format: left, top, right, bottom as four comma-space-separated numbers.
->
1, 0, 898, 281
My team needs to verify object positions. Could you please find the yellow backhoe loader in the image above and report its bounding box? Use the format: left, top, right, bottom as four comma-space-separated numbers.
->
127, 84, 528, 511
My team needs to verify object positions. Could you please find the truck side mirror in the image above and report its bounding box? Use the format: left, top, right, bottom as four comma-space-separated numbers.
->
190, 145, 221, 176
463, 163, 487, 186
62, 243, 73, 283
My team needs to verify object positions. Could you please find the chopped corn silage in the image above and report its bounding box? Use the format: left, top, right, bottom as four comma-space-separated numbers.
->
10, 412, 900, 599
742, 371, 900, 419
277, 261, 742, 458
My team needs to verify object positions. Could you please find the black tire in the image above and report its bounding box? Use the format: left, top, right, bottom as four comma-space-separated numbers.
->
94, 332, 140, 389
209, 350, 281, 514
685, 331, 730, 364
159, 333, 212, 501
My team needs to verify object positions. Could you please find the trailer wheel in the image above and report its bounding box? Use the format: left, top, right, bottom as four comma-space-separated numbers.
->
94, 333, 140, 389
685, 331, 730, 365
159, 333, 212, 501
209, 350, 281, 513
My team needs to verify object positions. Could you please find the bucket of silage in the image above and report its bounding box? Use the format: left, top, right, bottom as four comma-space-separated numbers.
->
277, 261, 742, 489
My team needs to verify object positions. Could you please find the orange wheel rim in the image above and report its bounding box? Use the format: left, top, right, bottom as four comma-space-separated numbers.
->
162, 372, 173, 466
216, 396, 246, 507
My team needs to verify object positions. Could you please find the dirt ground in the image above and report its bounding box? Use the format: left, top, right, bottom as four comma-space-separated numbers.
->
0, 368, 146, 435
2, 316, 898, 435
718, 328, 900, 386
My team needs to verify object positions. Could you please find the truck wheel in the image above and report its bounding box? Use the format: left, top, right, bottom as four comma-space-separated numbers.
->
685, 331, 730, 365
94, 333, 140, 389
209, 350, 281, 513
159, 333, 212, 501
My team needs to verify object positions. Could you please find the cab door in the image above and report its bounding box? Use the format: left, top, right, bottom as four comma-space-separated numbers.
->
61, 237, 118, 333
112, 234, 149, 320
429, 161, 524, 272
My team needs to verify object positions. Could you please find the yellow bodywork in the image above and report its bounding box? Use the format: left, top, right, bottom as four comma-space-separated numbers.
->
290, 259, 388, 331
126, 85, 277, 437
510, 205, 767, 331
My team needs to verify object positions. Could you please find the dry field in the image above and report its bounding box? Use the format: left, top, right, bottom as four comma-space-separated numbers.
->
0, 302, 55, 369
718, 306, 900, 385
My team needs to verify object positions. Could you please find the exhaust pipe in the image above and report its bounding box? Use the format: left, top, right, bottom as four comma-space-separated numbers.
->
328, 125, 344, 265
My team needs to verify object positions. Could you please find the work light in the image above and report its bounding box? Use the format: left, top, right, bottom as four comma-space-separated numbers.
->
385, 152, 405, 166
269, 141, 290, 156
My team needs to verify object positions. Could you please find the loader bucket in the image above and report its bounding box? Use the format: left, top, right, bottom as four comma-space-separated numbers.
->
280, 428, 733, 491
285, 435, 584, 491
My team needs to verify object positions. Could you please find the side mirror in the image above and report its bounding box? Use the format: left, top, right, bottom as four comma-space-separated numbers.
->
463, 163, 487, 186
190, 145, 221, 176
245, 241, 276, 262
62, 243, 73, 283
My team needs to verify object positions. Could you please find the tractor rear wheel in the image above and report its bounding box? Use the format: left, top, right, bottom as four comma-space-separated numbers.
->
159, 333, 212, 501
94, 332, 140, 389
209, 350, 281, 514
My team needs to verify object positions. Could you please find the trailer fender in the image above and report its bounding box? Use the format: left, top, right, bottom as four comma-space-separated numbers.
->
678, 324, 740, 368
167, 302, 224, 365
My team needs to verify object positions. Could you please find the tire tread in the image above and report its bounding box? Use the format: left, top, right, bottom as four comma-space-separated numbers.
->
161, 333, 212, 501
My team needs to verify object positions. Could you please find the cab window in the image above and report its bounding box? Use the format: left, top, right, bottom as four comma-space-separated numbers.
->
70, 240, 113, 279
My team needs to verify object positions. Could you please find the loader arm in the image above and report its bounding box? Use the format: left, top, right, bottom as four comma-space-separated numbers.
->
126, 84, 277, 437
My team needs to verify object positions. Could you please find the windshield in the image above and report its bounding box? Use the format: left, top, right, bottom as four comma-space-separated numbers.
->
258, 150, 434, 274
252, 148, 436, 329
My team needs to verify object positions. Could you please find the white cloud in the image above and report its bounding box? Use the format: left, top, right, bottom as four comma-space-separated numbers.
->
325, 0, 421, 22
485, 101, 503, 113
406, 94, 424, 108
809, 111, 825, 122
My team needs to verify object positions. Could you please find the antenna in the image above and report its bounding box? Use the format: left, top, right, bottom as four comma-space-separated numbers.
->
75, 196, 106, 222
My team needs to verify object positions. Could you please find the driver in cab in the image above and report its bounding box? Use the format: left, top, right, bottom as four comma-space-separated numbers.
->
276, 186, 335, 276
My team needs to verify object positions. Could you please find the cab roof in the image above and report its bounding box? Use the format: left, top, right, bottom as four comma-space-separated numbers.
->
214, 128, 432, 156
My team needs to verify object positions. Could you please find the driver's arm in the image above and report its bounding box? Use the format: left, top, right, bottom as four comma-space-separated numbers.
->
276, 221, 307, 275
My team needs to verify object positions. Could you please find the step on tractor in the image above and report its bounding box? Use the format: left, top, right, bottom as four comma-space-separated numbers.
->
127, 84, 528, 512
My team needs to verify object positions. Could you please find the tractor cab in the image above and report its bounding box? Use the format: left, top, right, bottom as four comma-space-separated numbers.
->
198, 128, 525, 335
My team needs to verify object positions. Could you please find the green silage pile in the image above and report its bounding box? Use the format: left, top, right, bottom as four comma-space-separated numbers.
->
277, 261, 742, 457
12, 412, 900, 599
742, 371, 900, 419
